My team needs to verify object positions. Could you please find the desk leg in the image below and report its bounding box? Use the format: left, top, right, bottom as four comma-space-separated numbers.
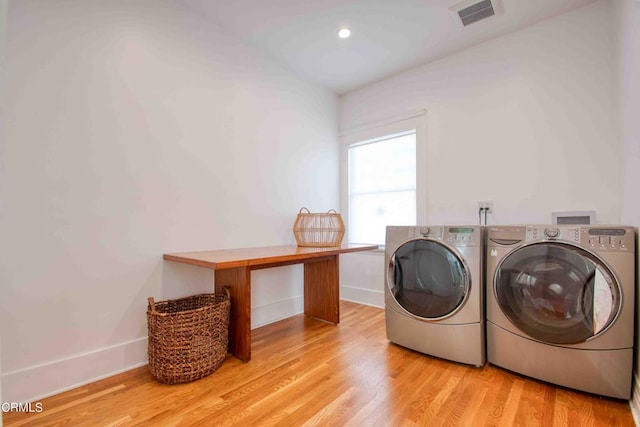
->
304, 255, 339, 324
215, 267, 251, 362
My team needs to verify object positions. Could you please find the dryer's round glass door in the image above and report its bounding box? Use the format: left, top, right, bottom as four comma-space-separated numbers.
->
388, 239, 469, 319
494, 242, 620, 344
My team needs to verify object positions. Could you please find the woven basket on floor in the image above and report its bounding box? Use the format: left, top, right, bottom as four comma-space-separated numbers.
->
293, 207, 345, 247
147, 289, 230, 384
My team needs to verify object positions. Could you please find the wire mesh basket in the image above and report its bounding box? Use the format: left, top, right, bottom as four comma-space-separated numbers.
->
147, 289, 230, 384
293, 207, 345, 247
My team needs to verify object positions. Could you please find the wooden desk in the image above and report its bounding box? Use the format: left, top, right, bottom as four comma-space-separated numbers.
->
163, 244, 378, 361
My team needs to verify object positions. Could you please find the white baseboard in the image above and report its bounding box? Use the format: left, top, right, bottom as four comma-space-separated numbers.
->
631, 373, 640, 426
340, 285, 384, 308
1, 293, 371, 404
251, 295, 304, 329
0, 295, 309, 404
1, 337, 148, 404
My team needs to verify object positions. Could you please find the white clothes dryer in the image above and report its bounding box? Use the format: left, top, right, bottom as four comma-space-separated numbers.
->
486, 225, 636, 399
385, 225, 485, 367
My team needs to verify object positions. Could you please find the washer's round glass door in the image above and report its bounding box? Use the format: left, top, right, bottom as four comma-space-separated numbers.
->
388, 239, 469, 319
495, 242, 620, 344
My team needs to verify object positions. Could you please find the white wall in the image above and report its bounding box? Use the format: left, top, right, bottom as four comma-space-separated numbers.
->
339, 1, 619, 307
619, 1, 640, 227
0, 0, 6, 421
615, 0, 640, 418
0, 0, 338, 403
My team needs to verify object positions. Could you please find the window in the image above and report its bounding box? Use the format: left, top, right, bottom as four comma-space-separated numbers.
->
340, 112, 426, 246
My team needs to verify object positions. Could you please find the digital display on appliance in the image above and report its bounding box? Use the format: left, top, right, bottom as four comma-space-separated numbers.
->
449, 227, 474, 233
588, 229, 626, 236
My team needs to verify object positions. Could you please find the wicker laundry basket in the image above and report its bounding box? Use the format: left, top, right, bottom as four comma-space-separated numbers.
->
147, 288, 230, 384
293, 207, 345, 247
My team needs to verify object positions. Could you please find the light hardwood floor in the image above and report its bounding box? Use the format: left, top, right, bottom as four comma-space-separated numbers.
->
3, 301, 635, 426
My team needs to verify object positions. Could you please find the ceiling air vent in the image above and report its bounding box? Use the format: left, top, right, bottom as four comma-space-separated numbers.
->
449, 0, 502, 27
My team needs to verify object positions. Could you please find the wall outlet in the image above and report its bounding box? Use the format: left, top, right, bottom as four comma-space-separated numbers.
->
478, 201, 493, 213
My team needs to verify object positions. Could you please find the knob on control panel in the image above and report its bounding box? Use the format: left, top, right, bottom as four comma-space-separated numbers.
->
419, 227, 429, 235
544, 227, 559, 238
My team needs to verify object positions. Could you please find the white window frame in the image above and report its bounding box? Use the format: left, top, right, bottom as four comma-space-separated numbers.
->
339, 111, 427, 246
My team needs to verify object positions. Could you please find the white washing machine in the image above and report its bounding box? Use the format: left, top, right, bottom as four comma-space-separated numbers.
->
385, 225, 485, 367
486, 225, 636, 399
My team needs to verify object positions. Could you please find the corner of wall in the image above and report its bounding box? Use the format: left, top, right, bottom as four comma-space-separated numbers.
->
630, 373, 640, 425
340, 286, 384, 308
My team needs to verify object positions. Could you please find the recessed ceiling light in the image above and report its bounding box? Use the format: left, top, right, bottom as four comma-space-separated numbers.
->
337, 28, 351, 39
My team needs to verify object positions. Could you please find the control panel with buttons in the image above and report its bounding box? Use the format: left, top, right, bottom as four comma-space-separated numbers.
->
445, 226, 479, 247
405, 226, 480, 247
526, 226, 581, 243
584, 227, 633, 252
523, 225, 633, 252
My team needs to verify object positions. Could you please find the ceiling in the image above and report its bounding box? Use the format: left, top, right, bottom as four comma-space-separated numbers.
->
176, 0, 598, 95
